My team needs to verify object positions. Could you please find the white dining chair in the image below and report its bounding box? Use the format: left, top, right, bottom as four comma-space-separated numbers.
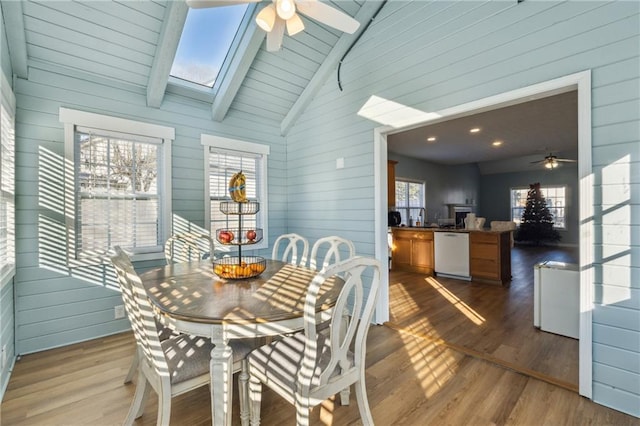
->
164, 232, 214, 264
111, 246, 252, 426
309, 236, 356, 271
272, 233, 309, 266
247, 256, 381, 426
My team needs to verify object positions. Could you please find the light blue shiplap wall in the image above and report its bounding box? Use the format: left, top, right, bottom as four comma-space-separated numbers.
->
0, 5, 16, 399
13, 63, 286, 354
285, 0, 639, 417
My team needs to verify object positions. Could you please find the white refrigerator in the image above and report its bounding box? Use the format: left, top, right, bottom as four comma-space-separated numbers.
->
533, 260, 579, 339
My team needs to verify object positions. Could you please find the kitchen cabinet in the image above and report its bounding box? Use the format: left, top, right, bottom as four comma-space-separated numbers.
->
469, 231, 511, 286
387, 160, 397, 207
391, 228, 434, 274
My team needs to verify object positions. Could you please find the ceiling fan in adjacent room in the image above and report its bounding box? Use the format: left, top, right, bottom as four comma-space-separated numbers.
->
530, 153, 577, 169
186, 0, 361, 52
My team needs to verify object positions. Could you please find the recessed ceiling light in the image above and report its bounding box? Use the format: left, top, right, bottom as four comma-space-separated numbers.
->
427, 136, 436, 142
469, 127, 481, 133
492, 140, 503, 147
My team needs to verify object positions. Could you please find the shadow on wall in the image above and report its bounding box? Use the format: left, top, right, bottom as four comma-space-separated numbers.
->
36, 145, 209, 289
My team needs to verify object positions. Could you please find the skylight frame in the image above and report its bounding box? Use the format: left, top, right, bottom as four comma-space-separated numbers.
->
168, 3, 258, 97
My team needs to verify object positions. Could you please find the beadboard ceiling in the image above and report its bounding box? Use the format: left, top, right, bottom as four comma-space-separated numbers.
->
1, 0, 374, 135
2, 0, 577, 166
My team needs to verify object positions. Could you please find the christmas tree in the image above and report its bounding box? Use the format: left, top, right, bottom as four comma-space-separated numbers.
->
514, 182, 561, 245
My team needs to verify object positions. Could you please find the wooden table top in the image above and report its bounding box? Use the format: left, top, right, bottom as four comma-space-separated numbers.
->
140, 259, 344, 325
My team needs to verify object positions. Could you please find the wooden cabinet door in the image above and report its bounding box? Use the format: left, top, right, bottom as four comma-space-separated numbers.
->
393, 233, 411, 267
412, 238, 433, 269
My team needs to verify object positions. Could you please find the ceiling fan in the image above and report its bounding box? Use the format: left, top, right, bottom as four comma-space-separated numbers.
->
186, 0, 361, 52
530, 153, 577, 169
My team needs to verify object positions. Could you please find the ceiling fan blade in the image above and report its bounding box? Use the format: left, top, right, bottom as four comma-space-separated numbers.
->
186, 0, 259, 9
556, 158, 577, 162
296, 0, 360, 34
266, 18, 286, 52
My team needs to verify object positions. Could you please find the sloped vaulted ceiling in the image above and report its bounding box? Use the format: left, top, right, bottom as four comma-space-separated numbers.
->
1, 0, 377, 135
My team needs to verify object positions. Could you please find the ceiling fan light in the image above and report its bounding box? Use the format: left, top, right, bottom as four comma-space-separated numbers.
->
256, 4, 276, 32
276, 0, 296, 20
286, 14, 305, 36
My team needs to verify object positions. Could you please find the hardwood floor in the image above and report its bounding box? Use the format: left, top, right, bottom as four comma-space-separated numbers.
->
388, 244, 580, 391
2, 245, 637, 425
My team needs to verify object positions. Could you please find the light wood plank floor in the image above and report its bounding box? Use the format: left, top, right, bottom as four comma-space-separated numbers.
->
2, 246, 637, 425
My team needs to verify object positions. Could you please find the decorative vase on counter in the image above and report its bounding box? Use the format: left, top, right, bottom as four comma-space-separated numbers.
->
464, 213, 477, 229
464, 214, 486, 230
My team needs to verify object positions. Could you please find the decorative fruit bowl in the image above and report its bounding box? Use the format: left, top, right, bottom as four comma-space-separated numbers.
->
213, 256, 266, 279
216, 228, 263, 245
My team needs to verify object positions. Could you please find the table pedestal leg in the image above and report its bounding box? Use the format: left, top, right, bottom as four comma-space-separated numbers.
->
210, 340, 233, 426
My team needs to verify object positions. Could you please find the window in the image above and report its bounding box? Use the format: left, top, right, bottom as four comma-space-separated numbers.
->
0, 74, 16, 286
395, 179, 425, 225
61, 108, 174, 261
170, 4, 252, 89
511, 186, 566, 229
202, 135, 269, 252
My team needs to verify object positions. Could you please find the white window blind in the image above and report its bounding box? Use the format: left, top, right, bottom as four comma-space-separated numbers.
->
0, 101, 15, 281
74, 128, 163, 257
202, 134, 269, 252
208, 148, 260, 235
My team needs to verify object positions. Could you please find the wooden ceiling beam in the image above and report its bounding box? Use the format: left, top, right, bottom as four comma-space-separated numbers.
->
211, 12, 265, 122
280, 1, 382, 136
147, 1, 188, 108
1, 0, 28, 78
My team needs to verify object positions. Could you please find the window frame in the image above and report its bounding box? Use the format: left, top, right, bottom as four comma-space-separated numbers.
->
0, 71, 16, 289
60, 108, 174, 262
394, 177, 426, 225
202, 135, 269, 252
510, 185, 567, 230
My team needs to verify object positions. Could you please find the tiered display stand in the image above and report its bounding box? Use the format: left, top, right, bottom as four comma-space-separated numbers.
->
213, 201, 266, 279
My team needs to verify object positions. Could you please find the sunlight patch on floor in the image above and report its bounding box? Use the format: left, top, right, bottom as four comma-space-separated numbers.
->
425, 277, 486, 325
388, 280, 421, 320
401, 332, 461, 397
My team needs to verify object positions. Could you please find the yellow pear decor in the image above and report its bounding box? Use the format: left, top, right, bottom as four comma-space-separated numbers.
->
228, 171, 247, 202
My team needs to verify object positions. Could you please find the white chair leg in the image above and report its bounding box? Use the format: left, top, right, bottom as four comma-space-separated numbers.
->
339, 386, 350, 406
123, 351, 138, 384
157, 383, 172, 426
124, 370, 150, 425
355, 374, 374, 426
294, 402, 310, 426
238, 360, 250, 426
248, 375, 262, 426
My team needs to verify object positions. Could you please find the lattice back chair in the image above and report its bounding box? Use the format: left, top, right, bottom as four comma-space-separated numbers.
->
272, 233, 309, 266
309, 236, 356, 271
114, 247, 176, 385
164, 232, 214, 264
111, 246, 251, 426
248, 256, 382, 426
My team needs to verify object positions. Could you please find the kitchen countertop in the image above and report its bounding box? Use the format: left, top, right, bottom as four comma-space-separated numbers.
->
391, 226, 510, 233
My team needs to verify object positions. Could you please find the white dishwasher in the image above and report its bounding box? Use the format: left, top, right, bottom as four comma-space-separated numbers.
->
434, 231, 471, 280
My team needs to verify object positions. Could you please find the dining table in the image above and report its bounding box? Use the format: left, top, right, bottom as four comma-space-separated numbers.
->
139, 258, 345, 426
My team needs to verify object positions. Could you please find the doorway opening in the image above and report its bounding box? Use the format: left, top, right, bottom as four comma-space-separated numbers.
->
373, 70, 593, 398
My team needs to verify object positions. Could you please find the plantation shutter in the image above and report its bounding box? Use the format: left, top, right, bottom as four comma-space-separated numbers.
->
0, 99, 15, 279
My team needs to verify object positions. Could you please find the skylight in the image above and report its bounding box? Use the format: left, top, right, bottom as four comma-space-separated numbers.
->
170, 4, 250, 88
